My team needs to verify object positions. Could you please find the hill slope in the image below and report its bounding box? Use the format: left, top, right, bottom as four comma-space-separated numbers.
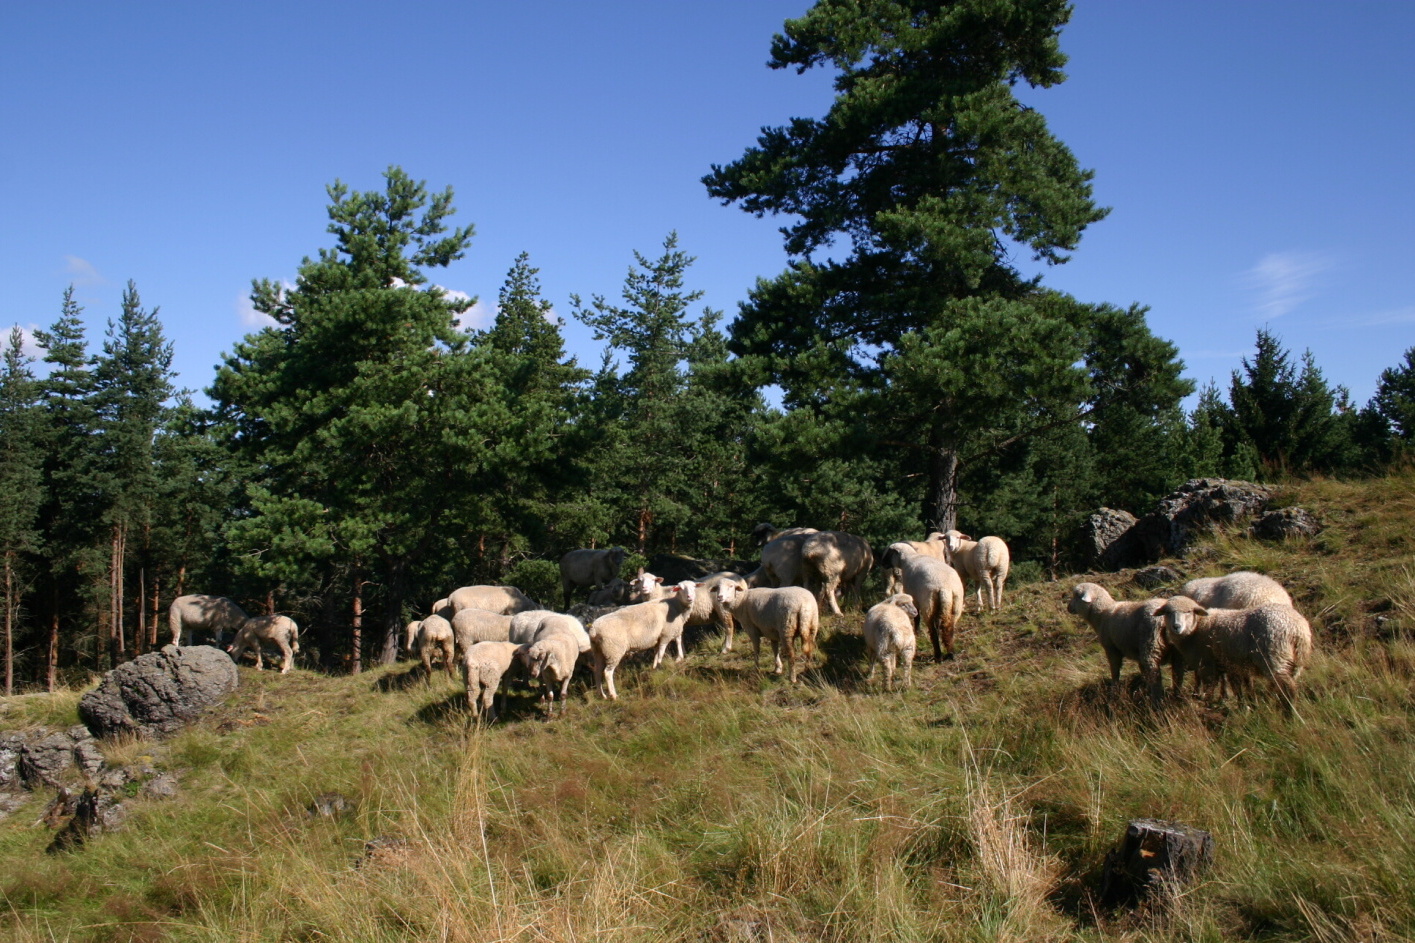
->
1, 472, 1413, 942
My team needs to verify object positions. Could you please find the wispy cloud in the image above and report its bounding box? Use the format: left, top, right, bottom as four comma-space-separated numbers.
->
63, 255, 104, 287
1242, 250, 1333, 319
1361, 305, 1415, 326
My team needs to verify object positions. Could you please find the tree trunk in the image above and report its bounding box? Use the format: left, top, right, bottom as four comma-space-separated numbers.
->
636, 507, 652, 554
378, 558, 406, 666
149, 576, 160, 649
923, 438, 961, 534
136, 568, 145, 656
4, 551, 13, 696
46, 608, 58, 693
351, 576, 364, 675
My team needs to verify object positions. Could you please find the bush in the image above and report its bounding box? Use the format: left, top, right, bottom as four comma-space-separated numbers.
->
502, 558, 560, 607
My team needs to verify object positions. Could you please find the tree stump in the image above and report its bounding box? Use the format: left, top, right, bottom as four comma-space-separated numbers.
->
1100, 818, 1213, 906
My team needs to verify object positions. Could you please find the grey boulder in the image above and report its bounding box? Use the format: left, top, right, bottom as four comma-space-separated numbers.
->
79, 644, 238, 740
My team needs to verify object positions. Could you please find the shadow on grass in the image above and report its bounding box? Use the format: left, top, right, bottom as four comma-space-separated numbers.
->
372, 664, 439, 693
411, 686, 545, 727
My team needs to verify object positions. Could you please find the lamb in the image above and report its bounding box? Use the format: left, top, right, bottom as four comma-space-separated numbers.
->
461, 640, 528, 721
1178, 571, 1293, 610
801, 530, 874, 615
894, 546, 966, 663
862, 594, 919, 691
710, 580, 819, 683
226, 614, 300, 674
450, 607, 515, 656
404, 613, 456, 680
518, 632, 582, 715
629, 569, 741, 652
508, 610, 592, 653
939, 530, 1011, 612
879, 539, 948, 596
1066, 582, 1175, 706
586, 581, 697, 700
586, 577, 632, 606
168, 594, 250, 647
1157, 596, 1312, 712
447, 585, 539, 615
559, 547, 627, 608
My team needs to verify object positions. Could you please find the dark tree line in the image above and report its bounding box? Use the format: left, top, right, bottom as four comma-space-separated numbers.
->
3, 3, 1414, 686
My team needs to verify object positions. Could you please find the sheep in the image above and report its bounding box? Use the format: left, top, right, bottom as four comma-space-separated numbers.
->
404, 613, 456, 680
801, 530, 874, 616
629, 569, 741, 652
450, 607, 515, 657
586, 577, 632, 606
1066, 582, 1175, 706
508, 610, 592, 653
461, 640, 528, 721
752, 522, 818, 546
939, 530, 1011, 612
168, 594, 250, 647
880, 539, 948, 596
1179, 571, 1293, 610
710, 580, 819, 683
863, 594, 919, 691
559, 547, 628, 608
586, 581, 697, 700
1157, 596, 1312, 712
757, 531, 815, 589
226, 614, 300, 674
517, 632, 581, 715
894, 547, 966, 663
447, 585, 538, 615
430, 597, 455, 620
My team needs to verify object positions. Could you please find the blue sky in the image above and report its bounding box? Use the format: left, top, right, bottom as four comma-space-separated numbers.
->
3, 1, 1411, 407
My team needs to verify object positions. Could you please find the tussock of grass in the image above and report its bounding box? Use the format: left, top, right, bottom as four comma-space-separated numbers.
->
2, 470, 1415, 940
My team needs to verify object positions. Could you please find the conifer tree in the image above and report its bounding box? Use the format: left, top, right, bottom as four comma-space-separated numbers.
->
705, 0, 1189, 532
0, 327, 45, 693
1229, 329, 1349, 475
212, 167, 492, 668
1372, 347, 1415, 443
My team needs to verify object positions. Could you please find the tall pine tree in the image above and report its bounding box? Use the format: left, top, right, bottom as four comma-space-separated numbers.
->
0, 328, 46, 692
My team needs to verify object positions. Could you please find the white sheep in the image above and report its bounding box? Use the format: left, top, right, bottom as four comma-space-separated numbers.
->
801, 530, 874, 615
404, 613, 456, 680
586, 581, 697, 700
863, 594, 919, 691
1066, 582, 1175, 706
461, 640, 528, 721
1178, 571, 1293, 610
518, 633, 581, 715
450, 608, 515, 657
710, 580, 819, 683
880, 539, 948, 596
168, 594, 250, 647
226, 614, 300, 674
894, 547, 966, 663
939, 529, 1011, 612
447, 585, 539, 615
629, 569, 741, 652
1157, 596, 1312, 712
508, 610, 592, 653
430, 597, 455, 619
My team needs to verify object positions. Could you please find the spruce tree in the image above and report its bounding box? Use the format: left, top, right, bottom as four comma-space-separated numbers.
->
0, 328, 46, 692
705, 0, 1190, 532
1372, 347, 1415, 442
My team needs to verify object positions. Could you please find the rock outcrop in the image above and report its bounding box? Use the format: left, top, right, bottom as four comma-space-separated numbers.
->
79, 644, 238, 740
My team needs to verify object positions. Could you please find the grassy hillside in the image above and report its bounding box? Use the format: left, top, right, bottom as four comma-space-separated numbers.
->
2, 472, 1413, 942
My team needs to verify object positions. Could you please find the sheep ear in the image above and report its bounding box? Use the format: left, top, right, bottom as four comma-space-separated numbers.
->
1192, 604, 1209, 617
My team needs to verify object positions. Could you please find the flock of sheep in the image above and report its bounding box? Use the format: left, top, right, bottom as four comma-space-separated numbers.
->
168, 521, 1314, 719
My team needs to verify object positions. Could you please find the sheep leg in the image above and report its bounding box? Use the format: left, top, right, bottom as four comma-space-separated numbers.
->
1104, 647, 1123, 695
719, 614, 735, 654
771, 638, 784, 676
783, 635, 797, 683
277, 638, 294, 674
253, 647, 264, 671
883, 652, 895, 692
651, 639, 670, 670
421, 650, 434, 682
601, 654, 621, 700
902, 644, 914, 689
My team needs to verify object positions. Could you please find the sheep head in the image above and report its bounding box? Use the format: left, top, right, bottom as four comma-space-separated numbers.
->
886, 594, 918, 620
1158, 596, 1207, 638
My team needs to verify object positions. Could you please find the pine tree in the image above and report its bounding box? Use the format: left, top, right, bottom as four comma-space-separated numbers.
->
704, 0, 1190, 532
212, 167, 492, 669
0, 327, 46, 693
34, 287, 105, 686
1229, 329, 1350, 475
1372, 347, 1415, 442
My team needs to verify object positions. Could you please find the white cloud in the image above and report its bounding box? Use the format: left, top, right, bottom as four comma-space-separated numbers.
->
1362, 305, 1415, 326
457, 299, 495, 331
235, 284, 290, 329
1242, 250, 1332, 319
63, 255, 104, 287
0, 324, 42, 358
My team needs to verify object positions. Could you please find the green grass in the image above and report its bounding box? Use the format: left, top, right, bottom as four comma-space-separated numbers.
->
2, 470, 1414, 941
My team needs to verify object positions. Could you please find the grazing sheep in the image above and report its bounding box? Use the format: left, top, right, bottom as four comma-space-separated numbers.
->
517, 633, 581, 715
1179, 571, 1293, 610
1157, 596, 1312, 712
431, 597, 455, 619
752, 523, 818, 546
586, 578, 632, 606
404, 613, 456, 680
509, 611, 592, 653
710, 580, 820, 683
629, 570, 741, 652
895, 547, 966, 663
168, 594, 250, 647
758, 531, 815, 589
559, 547, 628, 608
880, 539, 948, 596
863, 594, 919, 691
1066, 582, 1175, 706
226, 614, 300, 674
448, 585, 539, 615
450, 607, 515, 657
801, 530, 874, 616
461, 640, 528, 721
587, 581, 697, 700
939, 530, 1011, 612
